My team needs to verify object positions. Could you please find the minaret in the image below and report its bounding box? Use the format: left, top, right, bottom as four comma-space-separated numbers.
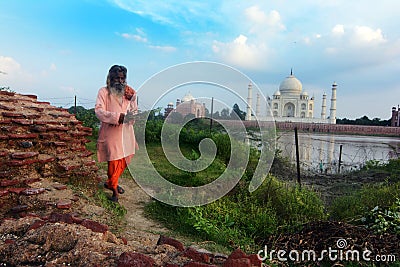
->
329, 82, 337, 124
246, 83, 252, 121
321, 93, 327, 120
256, 93, 261, 118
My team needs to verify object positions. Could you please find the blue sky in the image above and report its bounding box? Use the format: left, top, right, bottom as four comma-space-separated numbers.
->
0, 0, 399, 120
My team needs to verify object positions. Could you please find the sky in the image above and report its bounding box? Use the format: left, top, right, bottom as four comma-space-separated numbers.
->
0, 0, 399, 120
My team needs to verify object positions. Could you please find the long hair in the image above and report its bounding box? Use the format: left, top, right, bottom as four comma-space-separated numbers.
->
106, 65, 127, 91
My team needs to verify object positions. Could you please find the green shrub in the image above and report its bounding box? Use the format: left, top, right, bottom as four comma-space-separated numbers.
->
329, 181, 400, 220
361, 198, 400, 234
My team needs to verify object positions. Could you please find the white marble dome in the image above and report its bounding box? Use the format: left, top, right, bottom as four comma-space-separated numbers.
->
181, 92, 194, 102
279, 74, 302, 95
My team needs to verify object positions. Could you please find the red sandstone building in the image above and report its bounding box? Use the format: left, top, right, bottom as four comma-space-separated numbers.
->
164, 92, 206, 119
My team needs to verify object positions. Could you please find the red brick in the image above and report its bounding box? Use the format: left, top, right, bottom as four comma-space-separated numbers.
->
11, 119, 34, 125
11, 151, 39, 159
184, 262, 218, 267
56, 199, 72, 209
183, 247, 211, 263
8, 133, 38, 139
0, 91, 15, 96
21, 188, 46, 195
24, 94, 38, 100
0, 150, 9, 157
35, 101, 50, 105
117, 252, 155, 267
8, 188, 27, 194
53, 184, 67, 190
0, 119, 12, 124
4, 239, 15, 244
38, 154, 56, 163
27, 106, 44, 112
0, 180, 20, 187
39, 133, 55, 139
0, 190, 9, 197
53, 141, 67, 147
70, 131, 90, 137
0, 135, 8, 140
81, 219, 109, 233
2, 112, 24, 118
1, 126, 19, 133
81, 138, 92, 144
71, 214, 84, 224
7, 159, 39, 166
223, 258, 251, 267
80, 151, 94, 157
76, 126, 93, 132
59, 163, 80, 171
28, 219, 46, 231
228, 249, 247, 260
47, 213, 74, 224
24, 114, 41, 119
157, 235, 185, 252
47, 125, 70, 131
246, 254, 262, 267
84, 160, 96, 166
57, 135, 73, 141
30, 125, 47, 132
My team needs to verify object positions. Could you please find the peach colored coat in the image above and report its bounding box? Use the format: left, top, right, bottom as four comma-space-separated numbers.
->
95, 86, 138, 163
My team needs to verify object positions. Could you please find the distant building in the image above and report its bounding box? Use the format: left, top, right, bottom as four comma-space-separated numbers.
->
391, 106, 400, 127
164, 102, 174, 118
258, 70, 337, 124
164, 92, 206, 119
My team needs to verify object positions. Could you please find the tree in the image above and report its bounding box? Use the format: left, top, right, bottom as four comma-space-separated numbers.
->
220, 108, 230, 119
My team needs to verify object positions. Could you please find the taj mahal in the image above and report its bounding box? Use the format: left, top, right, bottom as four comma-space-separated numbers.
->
246, 70, 337, 124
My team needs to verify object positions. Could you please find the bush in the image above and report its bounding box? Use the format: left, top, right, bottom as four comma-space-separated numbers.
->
329, 181, 400, 220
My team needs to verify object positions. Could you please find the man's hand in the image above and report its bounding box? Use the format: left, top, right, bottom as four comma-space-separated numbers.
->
125, 111, 136, 123
118, 113, 125, 124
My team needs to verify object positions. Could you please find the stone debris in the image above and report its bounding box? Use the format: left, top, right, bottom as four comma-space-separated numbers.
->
0, 214, 265, 266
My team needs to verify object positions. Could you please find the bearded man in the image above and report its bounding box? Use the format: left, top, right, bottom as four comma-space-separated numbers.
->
95, 65, 138, 202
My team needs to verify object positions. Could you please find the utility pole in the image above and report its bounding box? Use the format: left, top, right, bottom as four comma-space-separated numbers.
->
294, 127, 301, 187
209, 97, 214, 134
74, 95, 77, 114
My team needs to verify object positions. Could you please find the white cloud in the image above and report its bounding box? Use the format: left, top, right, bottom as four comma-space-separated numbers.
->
0, 56, 21, 75
120, 33, 148, 43
149, 45, 177, 52
332, 24, 344, 35
245, 6, 285, 34
212, 34, 269, 70
352, 26, 386, 44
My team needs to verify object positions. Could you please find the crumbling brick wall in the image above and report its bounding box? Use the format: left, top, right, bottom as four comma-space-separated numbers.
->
0, 90, 98, 217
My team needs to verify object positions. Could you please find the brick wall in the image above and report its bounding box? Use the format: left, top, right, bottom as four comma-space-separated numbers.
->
0, 91, 98, 215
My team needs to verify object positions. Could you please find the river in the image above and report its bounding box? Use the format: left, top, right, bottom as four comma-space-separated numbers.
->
276, 132, 400, 174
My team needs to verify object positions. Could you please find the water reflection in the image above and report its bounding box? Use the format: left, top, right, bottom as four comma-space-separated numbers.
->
276, 132, 400, 174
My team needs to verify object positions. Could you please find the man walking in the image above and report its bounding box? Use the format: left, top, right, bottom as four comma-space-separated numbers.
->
95, 65, 138, 202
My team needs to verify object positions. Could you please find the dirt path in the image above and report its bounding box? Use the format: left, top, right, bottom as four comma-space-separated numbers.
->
117, 176, 169, 249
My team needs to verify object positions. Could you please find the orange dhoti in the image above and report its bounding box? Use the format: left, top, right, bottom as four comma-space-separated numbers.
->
106, 158, 128, 190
